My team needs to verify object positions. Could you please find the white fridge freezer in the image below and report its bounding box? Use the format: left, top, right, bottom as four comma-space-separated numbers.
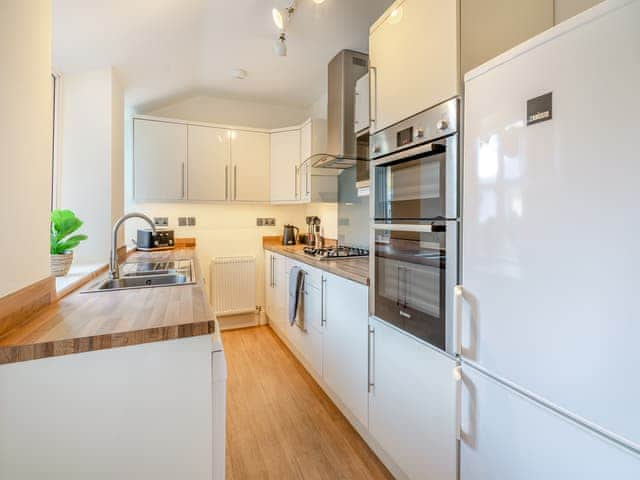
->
460, 0, 640, 476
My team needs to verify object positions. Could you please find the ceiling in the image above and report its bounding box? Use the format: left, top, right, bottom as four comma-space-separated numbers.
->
53, 0, 393, 111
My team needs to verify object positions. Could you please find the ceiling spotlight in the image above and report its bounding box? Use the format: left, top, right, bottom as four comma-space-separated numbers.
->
274, 32, 287, 56
313, 0, 326, 3
272, 1, 295, 30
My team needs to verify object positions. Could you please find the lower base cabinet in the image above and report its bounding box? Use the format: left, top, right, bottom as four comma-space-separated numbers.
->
369, 318, 459, 480
323, 272, 369, 428
265, 251, 459, 480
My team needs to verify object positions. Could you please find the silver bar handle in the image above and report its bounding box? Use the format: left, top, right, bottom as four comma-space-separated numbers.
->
225, 165, 229, 200
373, 223, 444, 233
181, 163, 185, 199
396, 265, 401, 306
368, 325, 375, 392
295, 165, 299, 199
368, 66, 377, 129
321, 276, 327, 327
306, 165, 310, 196
234, 165, 238, 200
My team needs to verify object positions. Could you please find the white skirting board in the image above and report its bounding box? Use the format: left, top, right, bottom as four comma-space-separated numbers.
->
210, 256, 256, 316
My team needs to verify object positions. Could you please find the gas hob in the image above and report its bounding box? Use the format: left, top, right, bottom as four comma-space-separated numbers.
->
303, 246, 369, 260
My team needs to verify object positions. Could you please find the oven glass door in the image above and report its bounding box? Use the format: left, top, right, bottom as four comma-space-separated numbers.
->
374, 136, 457, 221
373, 224, 456, 352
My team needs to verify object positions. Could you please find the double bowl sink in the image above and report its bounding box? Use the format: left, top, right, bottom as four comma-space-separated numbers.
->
83, 260, 195, 293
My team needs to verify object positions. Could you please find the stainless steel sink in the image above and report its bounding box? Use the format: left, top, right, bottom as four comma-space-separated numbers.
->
83, 260, 195, 293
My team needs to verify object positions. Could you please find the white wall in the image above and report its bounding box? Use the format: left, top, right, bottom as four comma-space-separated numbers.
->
555, 0, 604, 23
58, 67, 124, 265
147, 95, 308, 129
306, 92, 328, 120
0, 1, 52, 297
124, 202, 308, 307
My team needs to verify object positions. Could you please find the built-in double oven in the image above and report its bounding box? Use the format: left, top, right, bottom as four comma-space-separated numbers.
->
369, 98, 459, 355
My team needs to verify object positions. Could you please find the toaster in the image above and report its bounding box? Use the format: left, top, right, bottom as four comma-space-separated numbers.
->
136, 229, 175, 250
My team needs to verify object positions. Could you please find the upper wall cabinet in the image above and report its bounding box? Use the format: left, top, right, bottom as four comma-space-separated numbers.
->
460, 0, 553, 76
270, 129, 301, 203
134, 119, 187, 201
134, 117, 271, 203
231, 130, 270, 202
187, 125, 230, 202
369, 0, 460, 133
298, 118, 337, 203
354, 73, 370, 134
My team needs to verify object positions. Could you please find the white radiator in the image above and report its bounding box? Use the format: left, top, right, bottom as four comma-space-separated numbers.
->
210, 256, 256, 316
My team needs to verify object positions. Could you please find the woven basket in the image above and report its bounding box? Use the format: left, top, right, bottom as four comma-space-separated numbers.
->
50, 252, 74, 277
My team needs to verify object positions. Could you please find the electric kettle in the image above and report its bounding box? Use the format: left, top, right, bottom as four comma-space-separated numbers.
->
282, 224, 299, 245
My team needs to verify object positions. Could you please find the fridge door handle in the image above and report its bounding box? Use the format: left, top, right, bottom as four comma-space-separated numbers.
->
368, 325, 375, 393
453, 285, 464, 355
453, 365, 462, 441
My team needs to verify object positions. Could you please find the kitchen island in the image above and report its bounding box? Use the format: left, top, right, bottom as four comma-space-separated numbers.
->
0, 247, 225, 480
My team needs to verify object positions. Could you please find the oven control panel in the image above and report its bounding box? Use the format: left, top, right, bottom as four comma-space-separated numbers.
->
371, 98, 458, 160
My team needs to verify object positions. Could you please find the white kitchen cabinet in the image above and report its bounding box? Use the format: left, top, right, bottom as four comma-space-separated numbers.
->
134, 119, 187, 201
299, 118, 338, 203
265, 252, 287, 331
187, 125, 230, 202
323, 272, 369, 427
231, 130, 270, 202
264, 251, 275, 321
369, 318, 458, 480
0, 335, 225, 480
369, 0, 460, 132
270, 129, 300, 203
354, 73, 370, 133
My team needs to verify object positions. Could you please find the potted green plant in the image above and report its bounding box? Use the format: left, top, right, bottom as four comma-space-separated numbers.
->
50, 209, 88, 277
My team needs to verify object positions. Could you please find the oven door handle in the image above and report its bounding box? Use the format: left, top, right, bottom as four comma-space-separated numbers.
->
372, 223, 446, 232
371, 139, 447, 165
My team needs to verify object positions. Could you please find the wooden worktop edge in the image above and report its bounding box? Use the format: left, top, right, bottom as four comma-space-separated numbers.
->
0, 320, 216, 365
0, 276, 56, 341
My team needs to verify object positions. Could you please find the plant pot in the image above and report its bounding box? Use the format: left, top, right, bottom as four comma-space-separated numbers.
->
50, 251, 73, 277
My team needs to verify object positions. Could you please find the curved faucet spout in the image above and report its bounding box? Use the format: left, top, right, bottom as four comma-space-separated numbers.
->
110, 212, 156, 279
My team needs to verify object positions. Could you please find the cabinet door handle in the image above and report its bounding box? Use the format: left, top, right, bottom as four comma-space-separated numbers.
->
321, 276, 326, 327
225, 165, 229, 200
396, 265, 401, 306
306, 165, 309, 196
368, 66, 377, 129
295, 165, 299, 199
181, 162, 186, 199
234, 165, 238, 200
368, 325, 375, 393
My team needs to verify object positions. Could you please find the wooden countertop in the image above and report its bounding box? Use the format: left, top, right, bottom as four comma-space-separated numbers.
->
0, 248, 215, 365
263, 237, 369, 286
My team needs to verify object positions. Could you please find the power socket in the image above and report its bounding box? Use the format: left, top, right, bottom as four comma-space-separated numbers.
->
265, 218, 276, 226
256, 218, 264, 226
154, 217, 169, 227
178, 217, 187, 227
187, 216, 196, 226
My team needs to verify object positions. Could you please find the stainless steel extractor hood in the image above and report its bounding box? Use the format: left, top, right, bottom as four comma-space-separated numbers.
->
310, 50, 368, 169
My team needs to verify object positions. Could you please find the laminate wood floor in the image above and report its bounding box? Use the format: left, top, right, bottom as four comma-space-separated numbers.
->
222, 326, 394, 480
